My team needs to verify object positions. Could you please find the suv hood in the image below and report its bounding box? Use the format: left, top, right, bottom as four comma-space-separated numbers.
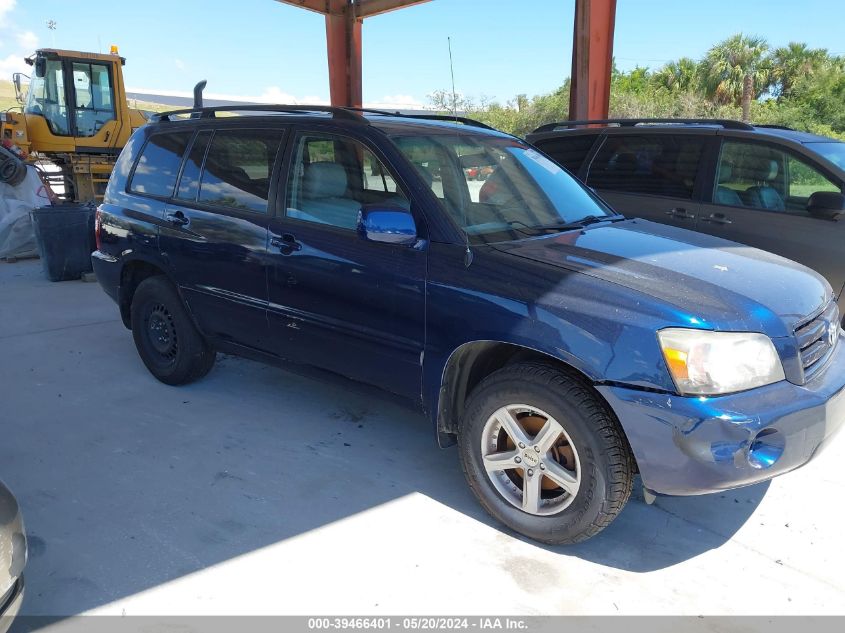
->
494, 219, 830, 336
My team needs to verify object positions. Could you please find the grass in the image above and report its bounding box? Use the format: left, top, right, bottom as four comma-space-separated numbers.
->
1, 79, 22, 112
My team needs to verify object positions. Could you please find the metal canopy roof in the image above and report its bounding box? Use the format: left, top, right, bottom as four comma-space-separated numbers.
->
275, 0, 617, 120
276, 1, 431, 107
278, 0, 431, 19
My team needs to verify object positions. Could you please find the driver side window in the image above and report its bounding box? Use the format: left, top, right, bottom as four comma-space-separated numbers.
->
72, 62, 115, 138
786, 154, 840, 208
285, 133, 408, 231
715, 141, 840, 214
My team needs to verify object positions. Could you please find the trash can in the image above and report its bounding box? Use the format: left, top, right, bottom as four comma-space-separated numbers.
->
30, 203, 96, 282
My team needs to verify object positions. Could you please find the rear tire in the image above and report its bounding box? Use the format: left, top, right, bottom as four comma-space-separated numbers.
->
130, 276, 215, 385
458, 362, 634, 544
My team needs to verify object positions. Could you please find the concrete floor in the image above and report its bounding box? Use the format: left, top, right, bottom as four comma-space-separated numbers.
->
1, 258, 844, 617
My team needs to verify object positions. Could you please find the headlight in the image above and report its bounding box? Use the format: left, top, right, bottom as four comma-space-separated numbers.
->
658, 328, 785, 395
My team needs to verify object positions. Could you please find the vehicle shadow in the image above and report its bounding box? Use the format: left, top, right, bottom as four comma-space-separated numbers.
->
3, 331, 770, 624
540, 479, 770, 571
272, 364, 771, 576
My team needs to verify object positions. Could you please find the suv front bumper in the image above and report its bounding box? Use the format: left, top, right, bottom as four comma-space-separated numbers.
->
598, 337, 845, 496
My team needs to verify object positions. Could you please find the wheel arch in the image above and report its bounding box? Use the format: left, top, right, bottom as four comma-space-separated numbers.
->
435, 340, 607, 447
118, 256, 176, 329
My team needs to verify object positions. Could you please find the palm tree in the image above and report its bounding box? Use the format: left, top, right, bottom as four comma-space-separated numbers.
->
702, 34, 770, 122
653, 57, 701, 93
770, 42, 830, 97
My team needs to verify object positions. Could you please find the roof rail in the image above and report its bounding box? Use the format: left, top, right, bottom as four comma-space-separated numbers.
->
345, 107, 495, 130
531, 118, 755, 134
753, 123, 795, 131
152, 104, 365, 122
152, 104, 497, 131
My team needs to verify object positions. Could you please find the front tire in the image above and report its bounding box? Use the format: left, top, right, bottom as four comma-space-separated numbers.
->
130, 276, 215, 385
458, 362, 634, 544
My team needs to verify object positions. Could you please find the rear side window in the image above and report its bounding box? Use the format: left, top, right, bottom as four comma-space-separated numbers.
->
586, 134, 706, 199
535, 134, 597, 175
176, 131, 212, 201
129, 132, 192, 197
198, 129, 284, 213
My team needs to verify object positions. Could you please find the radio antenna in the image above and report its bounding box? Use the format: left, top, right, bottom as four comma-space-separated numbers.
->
447, 36, 458, 118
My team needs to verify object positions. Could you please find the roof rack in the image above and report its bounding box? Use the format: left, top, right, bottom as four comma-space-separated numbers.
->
753, 123, 795, 131
531, 118, 755, 134
343, 107, 495, 130
152, 104, 365, 122
151, 104, 496, 131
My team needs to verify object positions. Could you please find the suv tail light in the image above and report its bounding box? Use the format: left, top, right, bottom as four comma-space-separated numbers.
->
94, 207, 103, 252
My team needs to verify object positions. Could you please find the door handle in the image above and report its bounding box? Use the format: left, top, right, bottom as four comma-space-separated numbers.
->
702, 213, 732, 225
165, 211, 189, 226
270, 233, 302, 254
665, 207, 696, 220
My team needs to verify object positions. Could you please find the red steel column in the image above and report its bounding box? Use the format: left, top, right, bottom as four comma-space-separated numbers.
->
569, 0, 617, 121
325, 3, 363, 107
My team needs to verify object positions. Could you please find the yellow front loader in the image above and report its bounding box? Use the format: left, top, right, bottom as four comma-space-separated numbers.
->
1, 47, 149, 202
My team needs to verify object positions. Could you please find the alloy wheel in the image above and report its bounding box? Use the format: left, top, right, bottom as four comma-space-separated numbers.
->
480, 404, 581, 516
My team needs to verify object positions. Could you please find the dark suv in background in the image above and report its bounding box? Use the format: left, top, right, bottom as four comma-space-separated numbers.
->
92, 106, 845, 544
527, 119, 845, 317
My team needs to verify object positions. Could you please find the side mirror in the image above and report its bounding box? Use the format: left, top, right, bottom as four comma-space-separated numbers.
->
12, 73, 24, 103
807, 191, 845, 220
34, 56, 46, 78
357, 205, 417, 246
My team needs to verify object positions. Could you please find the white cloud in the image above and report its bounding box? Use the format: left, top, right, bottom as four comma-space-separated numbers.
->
126, 85, 330, 106
16, 30, 37, 50
124, 86, 429, 111
0, 2, 34, 76
300, 95, 330, 105
0, 0, 16, 21
255, 86, 330, 105
174, 58, 186, 71
367, 94, 427, 110
256, 86, 299, 103
0, 53, 29, 77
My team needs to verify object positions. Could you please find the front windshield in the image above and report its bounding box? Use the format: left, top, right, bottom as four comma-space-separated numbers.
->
392, 132, 614, 242
807, 142, 845, 170
24, 59, 69, 135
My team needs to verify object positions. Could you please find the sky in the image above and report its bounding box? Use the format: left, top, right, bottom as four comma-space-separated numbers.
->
0, 0, 843, 108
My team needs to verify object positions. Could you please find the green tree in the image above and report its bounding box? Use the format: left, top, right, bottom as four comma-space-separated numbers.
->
611, 65, 652, 94
770, 42, 830, 98
787, 61, 845, 134
428, 37, 844, 140
702, 33, 770, 122
652, 57, 701, 93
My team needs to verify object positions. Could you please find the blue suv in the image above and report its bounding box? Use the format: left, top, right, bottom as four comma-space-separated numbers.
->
92, 105, 845, 544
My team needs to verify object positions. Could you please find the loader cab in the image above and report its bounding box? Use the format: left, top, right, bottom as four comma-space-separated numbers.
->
23, 48, 128, 153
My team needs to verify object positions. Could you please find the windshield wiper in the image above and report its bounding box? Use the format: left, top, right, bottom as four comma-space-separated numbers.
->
494, 214, 625, 236
533, 214, 626, 232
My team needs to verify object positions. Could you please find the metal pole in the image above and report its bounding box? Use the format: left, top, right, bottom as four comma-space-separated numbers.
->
448, 36, 457, 116
569, 0, 617, 121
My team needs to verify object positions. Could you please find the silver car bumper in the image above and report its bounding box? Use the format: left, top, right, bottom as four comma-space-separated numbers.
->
0, 479, 26, 633
0, 577, 24, 633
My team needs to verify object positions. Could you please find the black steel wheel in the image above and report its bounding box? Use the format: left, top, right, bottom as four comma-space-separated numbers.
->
130, 276, 215, 385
